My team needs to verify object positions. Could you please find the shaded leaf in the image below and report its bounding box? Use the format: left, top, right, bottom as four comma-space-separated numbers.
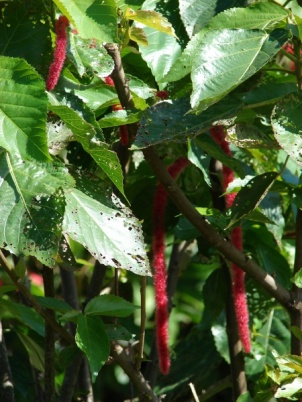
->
16, 331, 45, 372
229, 173, 278, 226
63, 188, 151, 276
105, 324, 133, 341
75, 314, 110, 383
0, 56, 50, 162
53, 0, 117, 43
34, 297, 73, 313
0, 0, 51, 72
85, 294, 139, 317
134, 96, 244, 149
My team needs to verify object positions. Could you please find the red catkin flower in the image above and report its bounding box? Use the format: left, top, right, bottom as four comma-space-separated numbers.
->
46, 16, 69, 91
105, 76, 129, 146
156, 90, 169, 100
152, 157, 189, 374
210, 125, 251, 354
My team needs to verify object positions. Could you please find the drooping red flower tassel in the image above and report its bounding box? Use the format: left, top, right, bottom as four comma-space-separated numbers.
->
105, 76, 129, 146
152, 157, 189, 374
210, 125, 251, 354
46, 16, 69, 91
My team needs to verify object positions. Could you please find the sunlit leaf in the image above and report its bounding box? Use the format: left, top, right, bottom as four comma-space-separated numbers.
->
52, 0, 117, 42
125, 8, 176, 37
0, 56, 50, 162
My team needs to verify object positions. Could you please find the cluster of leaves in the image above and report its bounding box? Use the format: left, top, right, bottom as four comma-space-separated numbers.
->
1, 0, 302, 401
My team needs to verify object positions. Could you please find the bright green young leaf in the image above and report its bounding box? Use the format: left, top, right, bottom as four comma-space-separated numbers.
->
63, 188, 151, 276
125, 8, 176, 37
16, 331, 45, 372
52, 0, 117, 43
229, 172, 278, 226
0, 1, 51, 72
291, 269, 302, 288
67, 33, 114, 78
75, 314, 110, 383
276, 355, 302, 375
0, 152, 74, 266
50, 104, 125, 196
272, 93, 302, 166
0, 56, 50, 162
191, 29, 288, 113
129, 26, 148, 46
85, 294, 139, 317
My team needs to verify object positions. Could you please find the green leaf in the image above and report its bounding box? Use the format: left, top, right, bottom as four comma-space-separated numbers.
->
274, 377, 302, 398
194, 135, 245, 179
229, 172, 278, 226
105, 324, 133, 341
0, 299, 44, 336
0, 56, 50, 162
0, 153, 73, 266
134, 96, 243, 149
276, 355, 302, 375
53, 0, 117, 43
209, 2, 288, 31
191, 28, 288, 113
272, 93, 302, 166
125, 8, 176, 37
50, 104, 125, 196
211, 316, 230, 364
67, 32, 114, 78
188, 139, 212, 187
63, 188, 151, 276
85, 294, 139, 317
0, 1, 51, 72
34, 297, 73, 313
179, 0, 217, 38
290, 326, 302, 341
236, 392, 253, 402
97, 109, 143, 128
16, 331, 45, 372
75, 314, 110, 383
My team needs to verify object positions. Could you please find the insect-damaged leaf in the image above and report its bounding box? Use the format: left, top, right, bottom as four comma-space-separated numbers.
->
228, 172, 278, 227
0, 152, 74, 266
63, 182, 151, 276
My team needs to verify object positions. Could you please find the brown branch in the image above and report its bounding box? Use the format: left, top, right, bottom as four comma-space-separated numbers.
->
111, 343, 160, 402
142, 147, 291, 308
136, 276, 146, 371
0, 250, 74, 344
